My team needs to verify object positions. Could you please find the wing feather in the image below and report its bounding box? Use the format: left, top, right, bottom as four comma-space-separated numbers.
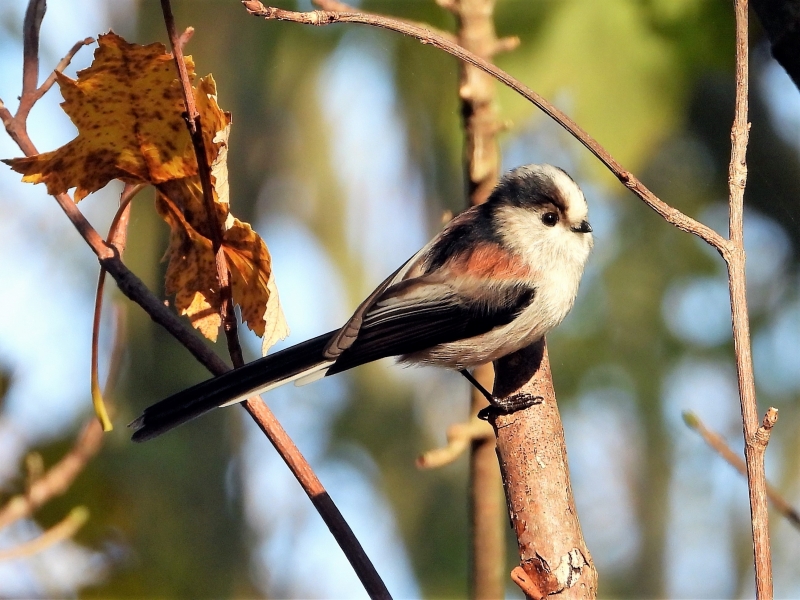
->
326, 279, 534, 375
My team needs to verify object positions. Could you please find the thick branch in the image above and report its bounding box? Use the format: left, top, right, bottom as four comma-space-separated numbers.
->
489, 342, 597, 598
243, 1, 728, 252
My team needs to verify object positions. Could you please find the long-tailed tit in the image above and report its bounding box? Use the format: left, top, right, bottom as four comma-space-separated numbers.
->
130, 164, 593, 441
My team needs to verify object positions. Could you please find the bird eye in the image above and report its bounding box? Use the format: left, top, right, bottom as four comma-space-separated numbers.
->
541, 212, 559, 227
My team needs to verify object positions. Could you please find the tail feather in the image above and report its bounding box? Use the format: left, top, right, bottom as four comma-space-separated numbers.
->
130, 331, 336, 442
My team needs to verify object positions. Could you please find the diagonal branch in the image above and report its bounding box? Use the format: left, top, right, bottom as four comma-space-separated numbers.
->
684, 411, 798, 530
0, 506, 89, 561
242, 1, 728, 253
0, 422, 103, 532
27, 37, 95, 111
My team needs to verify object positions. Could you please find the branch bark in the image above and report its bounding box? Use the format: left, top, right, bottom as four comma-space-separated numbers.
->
726, 4, 775, 597
489, 343, 597, 598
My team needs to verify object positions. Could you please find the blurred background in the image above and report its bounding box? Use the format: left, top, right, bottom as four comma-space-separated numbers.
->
0, 0, 799, 597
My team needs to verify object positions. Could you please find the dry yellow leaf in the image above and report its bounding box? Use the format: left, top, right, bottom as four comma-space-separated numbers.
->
158, 178, 287, 344
4, 32, 197, 200
195, 75, 232, 209
261, 273, 290, 355
224, 219, 288, 342
156, 190, 221, 341
3, 32, 287, 348
157, 75, 286, 344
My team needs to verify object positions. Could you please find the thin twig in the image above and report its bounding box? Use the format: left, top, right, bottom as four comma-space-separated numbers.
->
243, 1, 728, 253
0, 507, 89, 561
161, 0, 244, 368
90, 183, 144, 431
159, 6, 388, 596
313, 0, 456, 43
0, 423, 102, 531
725, 2, 774, 598
683, 411, 799, 530
29, 37, 95, 108
177, 27, 194, 52
416, 420, 492, 469
0, 308, 124, 533
0, 25, 92, 151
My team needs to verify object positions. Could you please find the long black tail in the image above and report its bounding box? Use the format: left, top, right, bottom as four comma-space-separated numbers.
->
130, 331, 336, 442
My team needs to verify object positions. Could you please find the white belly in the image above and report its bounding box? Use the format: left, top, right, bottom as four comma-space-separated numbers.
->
402, 267, 582, 369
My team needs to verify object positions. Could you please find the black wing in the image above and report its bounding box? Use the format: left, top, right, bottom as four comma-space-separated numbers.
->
327, 280, 534, 375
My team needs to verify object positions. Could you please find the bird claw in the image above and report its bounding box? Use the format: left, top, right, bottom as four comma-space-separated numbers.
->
477, 393, 543, 421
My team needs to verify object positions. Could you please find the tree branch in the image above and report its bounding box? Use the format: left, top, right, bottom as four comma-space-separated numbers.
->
683, 411, 799, 530
416, 420, 492, 469
242, 0, 728, 253
0, 422, 102, 531
438, 0, 512, 596
0, 506, 89, 561
489, 342, 597, 598
725, 2, 775, 598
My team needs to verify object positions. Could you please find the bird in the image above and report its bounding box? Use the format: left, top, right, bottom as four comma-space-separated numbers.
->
130, 164, 593, 442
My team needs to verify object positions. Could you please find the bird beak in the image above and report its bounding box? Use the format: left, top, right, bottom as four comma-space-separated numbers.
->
571, 220, 592, 234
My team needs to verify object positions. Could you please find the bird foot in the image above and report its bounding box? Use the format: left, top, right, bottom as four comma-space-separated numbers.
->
477, 393, 543, 421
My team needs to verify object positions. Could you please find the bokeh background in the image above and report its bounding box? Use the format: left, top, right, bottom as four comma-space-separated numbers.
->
1, 0, 799, 597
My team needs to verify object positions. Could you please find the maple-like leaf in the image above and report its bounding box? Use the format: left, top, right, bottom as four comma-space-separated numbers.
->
3, 32, 197, 200
5, 32, 287, 352
155, 75, 287, 346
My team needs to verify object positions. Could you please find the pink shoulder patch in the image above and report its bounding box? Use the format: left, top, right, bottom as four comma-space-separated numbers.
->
447, 243, 531, 279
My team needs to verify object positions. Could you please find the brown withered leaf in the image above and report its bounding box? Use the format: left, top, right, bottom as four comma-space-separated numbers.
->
261, 273, 289, 355
195, 75, 231, 208
156, 190, 221, 341
3, 32, 196, 200
157, 75, 287, 346
224, 220, 288, 342
158, 178, 288, 346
